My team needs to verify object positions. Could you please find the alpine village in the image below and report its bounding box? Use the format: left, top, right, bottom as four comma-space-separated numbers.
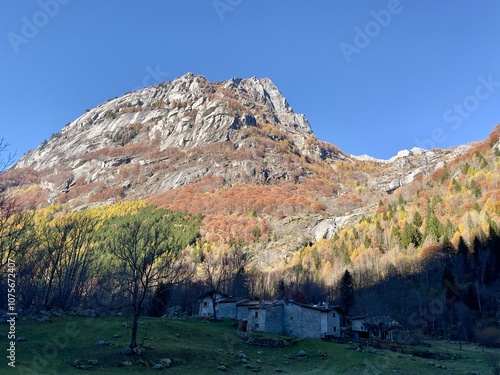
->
1, 73, 499, 374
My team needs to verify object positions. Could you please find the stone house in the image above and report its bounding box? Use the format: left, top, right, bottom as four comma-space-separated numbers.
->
241, 300, 285, 335
237, 300, 343, 340
283, 302, 343, 339
235, 300, 262, 322
198, 291, 248, 319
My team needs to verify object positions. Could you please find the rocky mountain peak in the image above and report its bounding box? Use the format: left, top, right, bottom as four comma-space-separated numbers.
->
12, 73, 341, 208
16, 74, 315, 172
219, 75, 313, 141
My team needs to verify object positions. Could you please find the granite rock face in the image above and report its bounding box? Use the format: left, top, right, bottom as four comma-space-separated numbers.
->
312, 219, 337, 241
17, 73, 315, 172
15, 73, 343, 204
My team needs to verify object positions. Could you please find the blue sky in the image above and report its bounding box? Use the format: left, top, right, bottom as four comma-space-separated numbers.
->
1, 0, 500, 161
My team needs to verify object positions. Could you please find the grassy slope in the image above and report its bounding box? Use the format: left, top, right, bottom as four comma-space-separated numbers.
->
2, 316, 497, 375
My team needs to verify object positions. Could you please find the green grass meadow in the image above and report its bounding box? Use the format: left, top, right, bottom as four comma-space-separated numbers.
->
1, 315, 498, 374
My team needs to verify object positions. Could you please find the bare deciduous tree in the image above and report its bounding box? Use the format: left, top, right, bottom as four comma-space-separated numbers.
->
199, 243, 251, 320
0, 139, 22, 267
104, 206, 199, 350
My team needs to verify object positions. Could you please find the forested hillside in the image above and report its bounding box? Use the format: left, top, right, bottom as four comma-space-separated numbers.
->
0, 75, 499, 347
288, 127, 500, 345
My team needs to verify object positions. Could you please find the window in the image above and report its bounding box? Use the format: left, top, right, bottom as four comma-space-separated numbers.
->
333, 313, 336, 318
255, 311, 259, 318
255, 323, 260, 329
203, 302, 208, 307
334, 327, 337, 332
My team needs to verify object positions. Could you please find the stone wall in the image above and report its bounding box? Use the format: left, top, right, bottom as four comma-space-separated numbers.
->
217, 302, 238, 319
284, 303, 322, 339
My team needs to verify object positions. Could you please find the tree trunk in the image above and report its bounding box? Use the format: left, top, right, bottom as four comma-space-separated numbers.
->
129, 311, 140, 349
474, 282, 482, 312
211, 295, 218, 321
129, 282, 141, 349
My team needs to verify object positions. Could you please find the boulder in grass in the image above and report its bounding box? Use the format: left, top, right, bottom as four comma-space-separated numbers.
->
133, 346, 144, 356
160, 358, 172, 368
238, 350, 247, 359
121, 347, 132, 355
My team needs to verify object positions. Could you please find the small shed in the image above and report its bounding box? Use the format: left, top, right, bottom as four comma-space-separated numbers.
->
348, 316, 410, 343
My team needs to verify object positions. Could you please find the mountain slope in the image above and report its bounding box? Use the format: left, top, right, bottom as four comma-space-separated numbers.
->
13, 73, 344, 206
5, 73, 479, 269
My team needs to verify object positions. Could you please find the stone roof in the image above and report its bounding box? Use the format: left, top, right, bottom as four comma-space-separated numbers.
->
289, 301, 344, 313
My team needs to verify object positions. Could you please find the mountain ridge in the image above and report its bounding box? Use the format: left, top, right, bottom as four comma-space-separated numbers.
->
16, 73, 315, 170
12, 73, 346, 207
5, 72, 491, 270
